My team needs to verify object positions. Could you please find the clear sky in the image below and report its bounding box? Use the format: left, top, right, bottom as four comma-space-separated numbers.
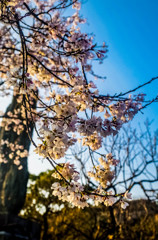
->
27, 0, 158, 174
80, 0, 158, 127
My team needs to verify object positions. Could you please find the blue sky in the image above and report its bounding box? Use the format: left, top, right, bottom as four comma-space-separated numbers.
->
81, 0, 158, 130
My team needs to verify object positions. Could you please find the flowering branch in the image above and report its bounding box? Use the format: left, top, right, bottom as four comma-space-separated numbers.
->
0, 0, 157, 209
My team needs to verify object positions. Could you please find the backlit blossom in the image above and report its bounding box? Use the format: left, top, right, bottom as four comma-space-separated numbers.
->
0, 0, 146, 209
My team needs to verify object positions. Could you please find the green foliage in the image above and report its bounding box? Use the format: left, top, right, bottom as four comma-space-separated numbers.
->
20, 171, 158, 240
21, 170, 63, 221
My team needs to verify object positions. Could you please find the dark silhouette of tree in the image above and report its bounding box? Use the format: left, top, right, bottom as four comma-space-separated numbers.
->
0, 92, 36, 214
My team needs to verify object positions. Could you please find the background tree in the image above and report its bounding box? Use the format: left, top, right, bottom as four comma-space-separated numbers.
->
21, 170, 63, 240
21, 169, 158, 240
103, 121, 158, 200
21, 170, 117, 240
70, 121, 158, 200
0, 92, 36, 214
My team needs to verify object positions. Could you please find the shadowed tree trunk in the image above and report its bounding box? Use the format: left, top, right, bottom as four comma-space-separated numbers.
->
0, 93, 36, 215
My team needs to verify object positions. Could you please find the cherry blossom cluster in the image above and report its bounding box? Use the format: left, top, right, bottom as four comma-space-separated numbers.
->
0, 139, 28, 170
88, 154, 119, 188
0, 0, 146, 208
35, 124, 77, 159
51, 155, 131, 208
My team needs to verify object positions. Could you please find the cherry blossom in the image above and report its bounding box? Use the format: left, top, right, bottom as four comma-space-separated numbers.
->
0, 0, 153, 209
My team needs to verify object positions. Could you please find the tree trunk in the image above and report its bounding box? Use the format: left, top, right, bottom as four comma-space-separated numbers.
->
0, 93, 36, 214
